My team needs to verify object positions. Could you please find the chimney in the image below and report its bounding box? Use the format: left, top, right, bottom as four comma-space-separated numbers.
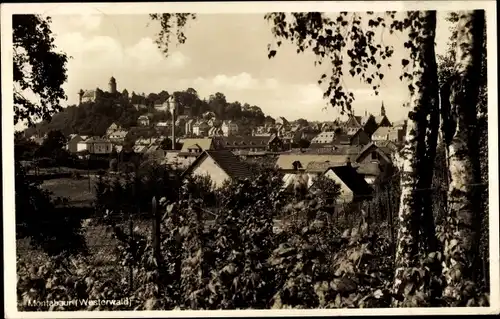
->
346, 157, 352, 167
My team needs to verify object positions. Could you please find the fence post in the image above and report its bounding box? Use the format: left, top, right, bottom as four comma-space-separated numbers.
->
152, 196, 161, 271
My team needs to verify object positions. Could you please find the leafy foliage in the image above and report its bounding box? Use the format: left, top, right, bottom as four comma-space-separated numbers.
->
15, 161, 86, 256
13, 14, 69, 127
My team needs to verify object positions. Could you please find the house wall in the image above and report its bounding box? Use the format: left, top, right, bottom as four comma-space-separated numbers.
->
191, 156, 231, 189
67, 137, 83, 153
358, 148, 391, 167
324, 170, 354, 203
77, 142, 88, 152
90, 142, 113, 154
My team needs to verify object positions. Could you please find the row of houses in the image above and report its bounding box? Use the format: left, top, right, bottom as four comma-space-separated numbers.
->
178, 145, 381, 204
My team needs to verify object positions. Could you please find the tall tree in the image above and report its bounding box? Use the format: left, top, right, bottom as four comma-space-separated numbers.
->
440, 10, 486, 305
390, 11, 440, 306
208, 92, 228, 118
13, 14, 69, 127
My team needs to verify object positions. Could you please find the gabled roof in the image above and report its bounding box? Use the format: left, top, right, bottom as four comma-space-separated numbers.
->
82, 90, 96, 98
182, 150, 252, 181
187, 143, 202, 151
374, 115, 390, 125
325, 165, 373, 196
360, 115, 374, 126
84, 137, 112, 144
355, 142, 392, 163
220, 135, 275, 148
372, 126, 392, 138
374, 140, 399, 152
276, 154, 350, 170
109, 130, 128, 138
180, 138, 214, 153
305, 161, 343, 173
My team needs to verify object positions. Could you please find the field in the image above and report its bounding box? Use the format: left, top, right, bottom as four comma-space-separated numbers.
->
41, 176, 98, 207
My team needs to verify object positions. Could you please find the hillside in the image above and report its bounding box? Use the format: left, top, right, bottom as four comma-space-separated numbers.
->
24, 89, 272, 137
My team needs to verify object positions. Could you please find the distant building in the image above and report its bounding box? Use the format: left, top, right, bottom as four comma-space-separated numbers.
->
156, 122, 169, 128
81, 137, 114, 154
276, 116, 290, 127
79, 88, 101, 104
181, 150, 253, 189
66, 134, 88, 153
310, 131, 338, 144
208, 118, 221, 128
220, 135, 284, 154
193, 121, 209, 136
221, 120, 239, 137
318, 165, 373, 203
372, 126, 405, 143
138, 115, 151, 127
106, 122, 122, 136
185, 119, 196, 135
79, 76, 121, 105
108, 130, 128, 144
208, 126, 223, 137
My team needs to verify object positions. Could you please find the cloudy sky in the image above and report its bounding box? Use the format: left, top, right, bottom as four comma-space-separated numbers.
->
45, 10, 453, 123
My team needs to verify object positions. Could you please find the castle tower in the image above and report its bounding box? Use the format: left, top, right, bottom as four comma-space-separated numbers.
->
78, 89, 84, 105
381, 101, 386, 117
109, 76, 117, 94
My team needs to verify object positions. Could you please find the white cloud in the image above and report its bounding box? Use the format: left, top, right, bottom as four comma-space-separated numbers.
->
70, 13, 103, 31
125, 37, 190, 71
295, 84, 324, 106
264, 78, 280, 89
165, 51, 190, 69
212, 72, 259, 90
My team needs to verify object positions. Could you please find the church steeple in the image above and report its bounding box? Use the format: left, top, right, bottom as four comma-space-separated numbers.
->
381, 101, 386, 117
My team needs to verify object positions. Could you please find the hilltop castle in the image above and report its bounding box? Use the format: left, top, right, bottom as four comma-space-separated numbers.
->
78, 76, 127, 104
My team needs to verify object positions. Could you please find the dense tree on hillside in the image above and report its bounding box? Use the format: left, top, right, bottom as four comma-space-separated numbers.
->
39, 130, 66, 154
208, 92, 227, 118
295, 118, 309, 127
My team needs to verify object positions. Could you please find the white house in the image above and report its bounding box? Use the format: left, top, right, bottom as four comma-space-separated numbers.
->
181, 150, 252, 189
108, 130, 128, 144
193, 121, 209, 136
185, 119, 195, 135
137, 115, 151, 126
221, 120, 239, 137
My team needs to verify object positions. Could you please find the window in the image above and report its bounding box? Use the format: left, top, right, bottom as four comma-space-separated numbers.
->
371, 152, 378, 160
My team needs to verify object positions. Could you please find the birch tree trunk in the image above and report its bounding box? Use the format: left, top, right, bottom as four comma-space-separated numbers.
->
441, 10, 485, 305
392, 11, 439, 306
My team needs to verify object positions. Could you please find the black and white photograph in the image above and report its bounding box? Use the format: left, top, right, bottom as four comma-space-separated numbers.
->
2, 1, 498, 317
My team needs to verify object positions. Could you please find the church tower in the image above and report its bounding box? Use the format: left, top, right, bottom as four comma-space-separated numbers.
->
109, 76, 117, 94
381, 101, 386, 117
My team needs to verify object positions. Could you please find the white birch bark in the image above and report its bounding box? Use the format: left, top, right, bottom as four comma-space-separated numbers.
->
442, 10, 485, 303
392, 11, 439, 306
